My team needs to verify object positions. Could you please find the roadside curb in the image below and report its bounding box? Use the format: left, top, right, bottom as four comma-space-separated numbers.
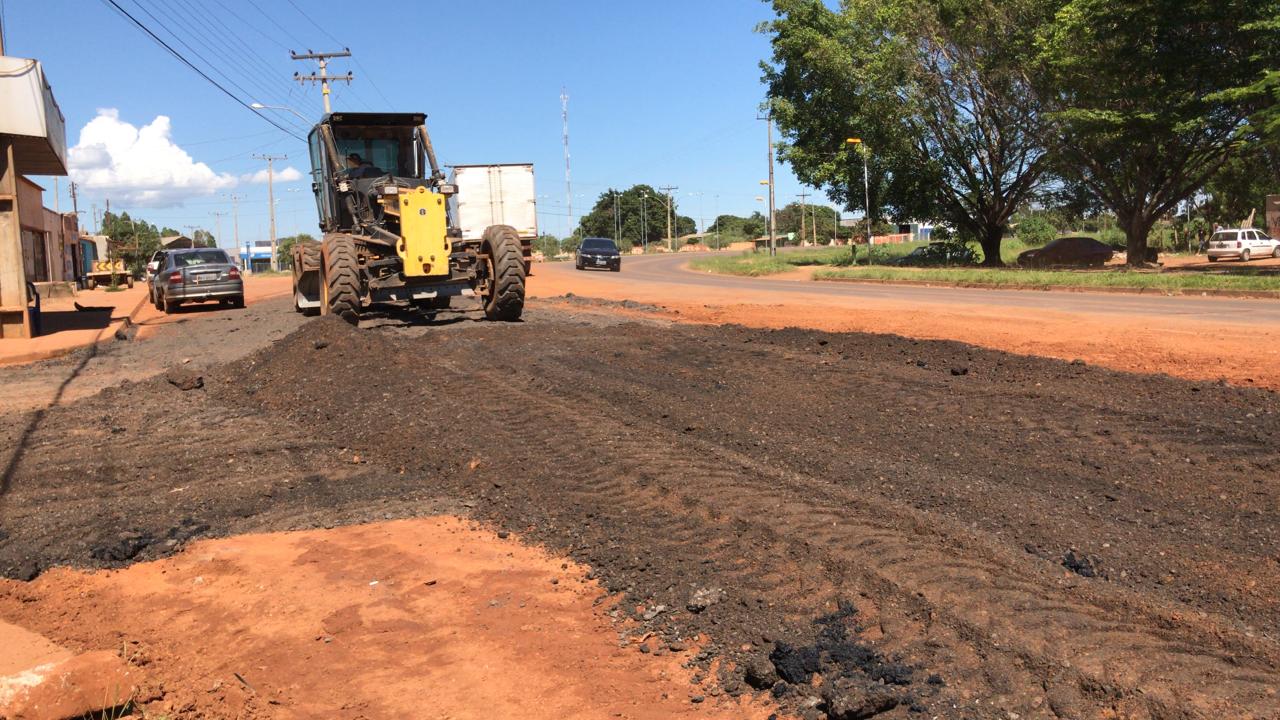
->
0, 292, 152, 368
811, 275, 1280, 300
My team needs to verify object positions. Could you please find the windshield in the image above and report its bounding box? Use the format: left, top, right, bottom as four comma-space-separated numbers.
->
174, 250, 230, 267
581, 238, 617, 252
1210, 231, 1236, 243
332, 125, 420, 178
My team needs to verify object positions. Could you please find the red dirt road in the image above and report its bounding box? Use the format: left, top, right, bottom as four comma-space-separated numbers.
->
531, 254, 1280, 390
0, 517, 773, 720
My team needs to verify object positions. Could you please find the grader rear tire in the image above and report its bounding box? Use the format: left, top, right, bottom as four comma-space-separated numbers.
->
322, 234, 361, 325
481, 225, 525, 322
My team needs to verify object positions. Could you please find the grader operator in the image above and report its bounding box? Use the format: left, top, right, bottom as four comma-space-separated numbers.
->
292, 112, 525, 323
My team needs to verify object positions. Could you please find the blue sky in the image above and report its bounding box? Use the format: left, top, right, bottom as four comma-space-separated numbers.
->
4, 0, 816, 249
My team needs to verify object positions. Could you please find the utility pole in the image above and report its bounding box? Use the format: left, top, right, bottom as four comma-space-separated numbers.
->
759, 110, 778, 257
291, 49, 353, 114
226, 194, 244, 270
561, 89, 572, 244
253, 154, 286, 271
659, 185, 678, 251
797, 191, 809, 247
208, 213, 226, 251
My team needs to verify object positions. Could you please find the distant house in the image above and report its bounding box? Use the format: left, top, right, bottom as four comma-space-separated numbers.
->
160, 235, 194, 249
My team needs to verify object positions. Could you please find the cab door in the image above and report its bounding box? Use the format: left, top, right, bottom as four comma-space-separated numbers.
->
308, 129, 334, 231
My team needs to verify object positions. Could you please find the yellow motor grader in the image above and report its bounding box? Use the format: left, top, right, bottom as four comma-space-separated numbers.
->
293, 112, 524, 323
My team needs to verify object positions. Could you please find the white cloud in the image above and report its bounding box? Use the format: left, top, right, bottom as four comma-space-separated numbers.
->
68, 109, 237, 207
240, 165, 303, 184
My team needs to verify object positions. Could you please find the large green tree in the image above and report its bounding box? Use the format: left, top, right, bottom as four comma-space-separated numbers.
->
575, 186, 694, 249
708, 212, 768, 240
1038, 0, 1280, 264
1202, 140, 1280, 228
276, 233, 317, 270
762, 0, 1053, 265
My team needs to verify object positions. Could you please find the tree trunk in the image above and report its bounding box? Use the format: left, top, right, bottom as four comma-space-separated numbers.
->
1120, 212, 1155, 266
978, 226, 1005, 267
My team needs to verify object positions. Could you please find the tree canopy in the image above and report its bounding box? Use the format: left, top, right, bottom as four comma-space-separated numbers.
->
574, 185, 695, 250
1037, 0, 1280, 263
762, 0, 1053, 265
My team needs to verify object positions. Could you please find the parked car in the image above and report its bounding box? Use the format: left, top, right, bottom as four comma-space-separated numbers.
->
1017, 236, 1114, 268
145, 250, 168, 282
890, 241, 978, 267
1207, 228, 1280, 262
150, 248, 243, 313
575, 237, 621, 272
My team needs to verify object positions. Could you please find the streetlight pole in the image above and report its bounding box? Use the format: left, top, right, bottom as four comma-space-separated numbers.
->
767, 118, 777, 257
613, 190, 621, 243
641, 192, 649, 252
846, 138, 872, 264
249, 103, 309, 123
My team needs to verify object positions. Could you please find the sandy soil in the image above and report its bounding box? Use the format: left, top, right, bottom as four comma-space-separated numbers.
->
530, 261, 1280, 390
0, 517, 771, 719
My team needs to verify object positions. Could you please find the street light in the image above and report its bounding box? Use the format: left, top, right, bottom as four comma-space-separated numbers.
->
250, 102, 309, 123
640, 191, 649, 252
759, 179, 776, 256
846, 138, 872, 264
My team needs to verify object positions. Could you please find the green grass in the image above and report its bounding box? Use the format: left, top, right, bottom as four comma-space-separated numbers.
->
812, 266, 1280, 293
689, 245, 918, 276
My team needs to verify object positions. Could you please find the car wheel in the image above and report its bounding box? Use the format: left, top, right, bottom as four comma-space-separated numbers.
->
1241, 249, 1250, 262
163, 296, 178, 314
611, 265, 620, 272
233, 295, 245, 309
1273, 245, 1280, 259
1207, 256, 1218, 262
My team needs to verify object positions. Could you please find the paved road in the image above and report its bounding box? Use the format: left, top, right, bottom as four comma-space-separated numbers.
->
583, 252, 1280, 325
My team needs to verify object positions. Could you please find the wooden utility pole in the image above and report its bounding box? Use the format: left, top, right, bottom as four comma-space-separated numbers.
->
292, 49, 352, 114
660, 185, 678, 251
253, 155, 286, 271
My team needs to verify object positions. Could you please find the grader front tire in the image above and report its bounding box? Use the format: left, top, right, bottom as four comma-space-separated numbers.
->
481, 225, 526, 322
323, 234, 362, 325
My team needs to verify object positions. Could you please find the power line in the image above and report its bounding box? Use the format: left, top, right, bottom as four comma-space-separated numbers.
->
282, 0, 392, 109
170, 0, 302, 100
135, 0, 305, 131
100, 0, 303, 140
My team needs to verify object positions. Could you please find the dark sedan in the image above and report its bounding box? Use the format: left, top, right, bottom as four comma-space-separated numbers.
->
575, 237, 622, 272
1017, 236, 1115, 269
150, 248, 244, 313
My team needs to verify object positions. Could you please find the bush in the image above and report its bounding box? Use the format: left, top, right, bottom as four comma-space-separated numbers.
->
1015, 215, 1057, 246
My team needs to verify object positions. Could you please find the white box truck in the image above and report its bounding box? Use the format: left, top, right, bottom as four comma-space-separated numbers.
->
450, 164, 537, 272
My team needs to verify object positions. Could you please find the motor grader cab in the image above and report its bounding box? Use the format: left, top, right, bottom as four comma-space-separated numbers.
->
293, 112, 525, 323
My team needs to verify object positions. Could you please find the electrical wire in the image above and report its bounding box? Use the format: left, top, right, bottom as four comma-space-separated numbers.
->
134, 0, 306, 133
281, 0, 393, 109
169, 0, 302, 102
100, 0, 303, 140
